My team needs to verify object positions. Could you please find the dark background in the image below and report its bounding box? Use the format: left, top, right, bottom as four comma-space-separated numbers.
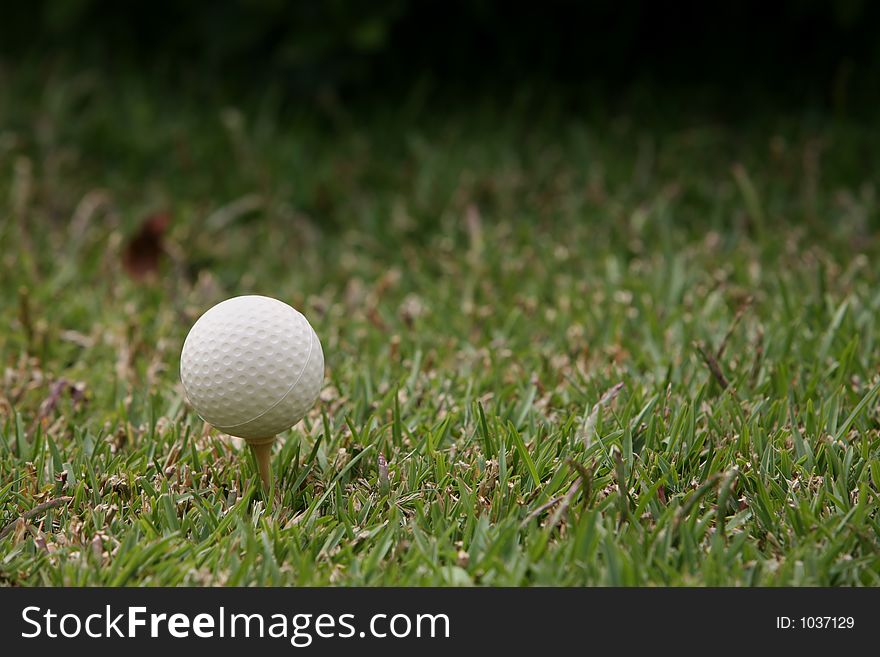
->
2, 587, 873, 652
3, 0, 879, 112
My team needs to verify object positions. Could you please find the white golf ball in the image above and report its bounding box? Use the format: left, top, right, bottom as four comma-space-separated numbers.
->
180, 295, 324, 439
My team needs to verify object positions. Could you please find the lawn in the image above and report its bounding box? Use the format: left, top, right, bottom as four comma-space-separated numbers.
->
2, 71, 880, 585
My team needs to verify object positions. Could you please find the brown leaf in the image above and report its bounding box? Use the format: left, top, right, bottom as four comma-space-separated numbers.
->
37, 378, 69, 422
122, 212, 170, 281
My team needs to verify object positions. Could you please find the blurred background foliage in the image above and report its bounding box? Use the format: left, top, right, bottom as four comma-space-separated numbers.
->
2, 0, 879, 110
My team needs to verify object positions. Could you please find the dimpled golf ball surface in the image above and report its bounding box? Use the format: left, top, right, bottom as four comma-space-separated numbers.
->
180, 295, 324, 439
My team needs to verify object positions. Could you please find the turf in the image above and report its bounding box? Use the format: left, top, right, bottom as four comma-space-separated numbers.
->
2, 72, 880, 585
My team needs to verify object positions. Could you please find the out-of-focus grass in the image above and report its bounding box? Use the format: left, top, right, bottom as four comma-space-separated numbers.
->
2, 69, 880, 585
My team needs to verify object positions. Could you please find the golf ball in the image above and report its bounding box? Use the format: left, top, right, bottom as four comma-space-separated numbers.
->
180, 295, 324, 439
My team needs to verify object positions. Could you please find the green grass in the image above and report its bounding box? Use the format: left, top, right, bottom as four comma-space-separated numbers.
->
2, 70, 880, 585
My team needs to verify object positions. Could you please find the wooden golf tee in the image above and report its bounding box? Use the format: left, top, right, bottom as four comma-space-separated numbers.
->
246, 436, 275, 495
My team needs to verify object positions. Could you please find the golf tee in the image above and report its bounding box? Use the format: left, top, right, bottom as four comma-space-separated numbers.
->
246, 436, 276, 495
